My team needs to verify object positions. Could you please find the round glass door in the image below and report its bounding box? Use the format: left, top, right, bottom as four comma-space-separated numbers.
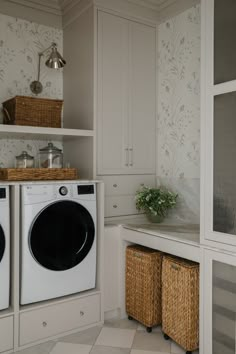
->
30, 201, 95, 271
0, 225, 5, 263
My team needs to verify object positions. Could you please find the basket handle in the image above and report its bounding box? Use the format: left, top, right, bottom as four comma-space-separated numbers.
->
3, 107, 12, 124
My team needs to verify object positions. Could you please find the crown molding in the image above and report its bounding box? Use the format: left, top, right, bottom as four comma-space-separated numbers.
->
158, 0, 200, 23
8, 0, 62, 15
0, 0, 200, 29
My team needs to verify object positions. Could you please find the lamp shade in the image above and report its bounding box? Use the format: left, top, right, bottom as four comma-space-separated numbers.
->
45, 46, 66, 69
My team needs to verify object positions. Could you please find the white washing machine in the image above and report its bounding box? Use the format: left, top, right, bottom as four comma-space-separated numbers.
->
20, 182, 97, 305
0, 186, 10, 310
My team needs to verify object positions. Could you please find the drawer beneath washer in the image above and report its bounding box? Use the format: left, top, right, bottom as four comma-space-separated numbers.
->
20, 294, 101, 345
0, 316, 13, 353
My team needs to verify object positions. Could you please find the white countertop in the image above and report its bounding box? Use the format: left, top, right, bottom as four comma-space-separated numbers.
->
123, 223, 200, 247
0, 179, 103, 185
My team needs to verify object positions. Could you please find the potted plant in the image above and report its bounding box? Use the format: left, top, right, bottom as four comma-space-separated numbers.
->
135, 186, 178, 223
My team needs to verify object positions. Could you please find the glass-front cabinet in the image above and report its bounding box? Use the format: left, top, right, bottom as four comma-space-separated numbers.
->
202, 0, 236, 248
203, 249, 236, 354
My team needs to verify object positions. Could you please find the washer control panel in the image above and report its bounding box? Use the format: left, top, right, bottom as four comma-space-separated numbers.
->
77, 185, 94, 195
0, 188, 6, 199
59, 186, 68, 196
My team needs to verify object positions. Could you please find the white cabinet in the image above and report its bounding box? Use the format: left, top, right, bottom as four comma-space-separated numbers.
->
101, 174, 156, 217
104, 226, 120, 315
201, 0, 236, 250
203, 249, 236, 354
97, 11, 156, 175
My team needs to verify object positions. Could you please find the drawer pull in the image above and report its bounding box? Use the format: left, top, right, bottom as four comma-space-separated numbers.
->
140, 183, 144, 186
80, 311, 84, 316
42, 321, 47, 327
113, 184, 117, 188
113, 205, 118, 209
125, 148, 129, 167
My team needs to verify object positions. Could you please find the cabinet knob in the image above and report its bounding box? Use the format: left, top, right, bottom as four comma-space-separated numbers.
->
140, 183, 144, 186
42, 321, 47, 327
113, 184, 117, 188
113, 205, 118, 209
80, 311, 84, 316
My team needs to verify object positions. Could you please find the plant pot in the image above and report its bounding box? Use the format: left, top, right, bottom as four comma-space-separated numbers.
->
146, 213, 165, 223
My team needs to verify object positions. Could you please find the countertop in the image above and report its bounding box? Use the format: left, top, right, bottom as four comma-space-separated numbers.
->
0, 179, 103, 185
123, 223, 200, 246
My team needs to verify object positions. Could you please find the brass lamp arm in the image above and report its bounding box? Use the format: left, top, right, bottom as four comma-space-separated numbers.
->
37, 43, 57, 82
38, 42, 57, 57
30, 42, 65, 95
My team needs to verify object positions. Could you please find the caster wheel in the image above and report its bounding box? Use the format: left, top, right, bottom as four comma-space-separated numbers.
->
163, 333, 170, 340
186, 352, 192, 354
146, 327, 152, 333
128, 316, 133, 320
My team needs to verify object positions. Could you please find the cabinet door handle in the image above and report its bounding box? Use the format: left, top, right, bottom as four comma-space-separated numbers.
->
129, 148, 133, 166
125, 148, 129, 166
42, 321, 47, 327
80, 311, 84, 316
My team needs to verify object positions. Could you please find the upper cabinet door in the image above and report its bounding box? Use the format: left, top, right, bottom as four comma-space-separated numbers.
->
97, 12, 129, 175
202, 0, 236, 249
128, 21, 156, 174
97, 11, 156, 175
214, 0, 236, 85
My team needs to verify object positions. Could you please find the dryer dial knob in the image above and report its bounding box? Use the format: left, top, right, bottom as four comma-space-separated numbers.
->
59, 186, 68, 196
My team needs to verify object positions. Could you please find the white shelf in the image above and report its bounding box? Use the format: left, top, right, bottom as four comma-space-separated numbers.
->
0, 124, 94, 141
213, 80, 236, 96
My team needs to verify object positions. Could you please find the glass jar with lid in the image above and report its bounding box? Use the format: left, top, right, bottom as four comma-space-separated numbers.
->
15, 151, 35, 168
39, 143, 63, 168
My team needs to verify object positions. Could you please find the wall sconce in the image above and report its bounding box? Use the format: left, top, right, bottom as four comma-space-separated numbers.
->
30, 42, 66, 95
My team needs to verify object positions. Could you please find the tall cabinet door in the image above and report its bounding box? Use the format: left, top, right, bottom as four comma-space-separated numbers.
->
203, 249, 236, 354
97, 11, 156, 175
97, 12, 129, 175
202, 0, 236, 249
128, 21, 156, 174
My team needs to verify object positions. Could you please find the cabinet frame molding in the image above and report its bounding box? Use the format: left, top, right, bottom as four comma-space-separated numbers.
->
201, 0, 236, 251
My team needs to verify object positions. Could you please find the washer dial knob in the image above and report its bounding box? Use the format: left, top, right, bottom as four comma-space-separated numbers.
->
59, 186, 68, 196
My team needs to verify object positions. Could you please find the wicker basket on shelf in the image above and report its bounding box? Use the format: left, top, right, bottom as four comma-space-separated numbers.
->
162, 255, 199, 353
0, 168, 78, 181
2, 96, 63, 128
126, 245, 162, 332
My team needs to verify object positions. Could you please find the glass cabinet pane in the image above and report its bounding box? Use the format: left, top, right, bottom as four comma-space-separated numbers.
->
213, 92, 236, 235
214, 0, 236, 84
213, 261, 236, 354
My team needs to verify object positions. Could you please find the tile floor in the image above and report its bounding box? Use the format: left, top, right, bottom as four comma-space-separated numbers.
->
16, 318, 200, 354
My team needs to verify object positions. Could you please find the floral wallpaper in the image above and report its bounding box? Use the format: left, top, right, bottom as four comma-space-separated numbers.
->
0, 13, 63, 167
157, 5, 200, 179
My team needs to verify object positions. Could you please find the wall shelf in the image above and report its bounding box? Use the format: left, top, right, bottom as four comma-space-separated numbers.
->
0, 124, 94, 141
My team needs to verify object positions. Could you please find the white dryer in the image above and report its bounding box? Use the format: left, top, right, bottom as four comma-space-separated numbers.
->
0, 186, 10, 310
20, 183, 97, 305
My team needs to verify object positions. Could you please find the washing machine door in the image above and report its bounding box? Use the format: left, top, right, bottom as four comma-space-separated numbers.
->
29, 201, 95, 271
0, 225, 5, 263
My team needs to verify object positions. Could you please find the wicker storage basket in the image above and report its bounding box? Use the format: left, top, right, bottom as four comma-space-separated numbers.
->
0, 168, 78, 181
126, 245, 162, 331
2, 96, 63, 128
162, 255, 199, 353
